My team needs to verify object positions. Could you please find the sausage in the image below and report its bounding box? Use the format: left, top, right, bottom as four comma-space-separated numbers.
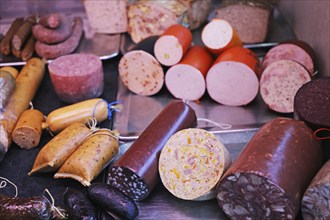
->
260, 60, 311, 113
294, 76, 330, 131
38, 13, 63, 29
83, 0, 128, 34
0, 58, 45, 162
159, 128, 231, 201
0, 194, 52, 220
127, 0, 188, 43
35, 16, 83, 59
42, 98, 108, 134
21, 34, 36, 61
12, 109, 44, 149
206, 46, 260, 106
33, 14, 73, 44
118, 36, 165, 96
216, 117, 323, 220
88, 182, 138, 220
154, 24, 192, 66
63, 188, 97, 220
261, 40, 315, 76
48, 53, 104, 103
29, 123, 92, 175
214, 1, 272, 43
165, 45, 213, 101
201, 19, 242, 55
0, 17, 24, 55
107, 100, 197, 201
0, 66, 19, 79
301, 159, 330, 220
54, 129, 119, 186
11, 17, 35, 51
0, 70, 16, 110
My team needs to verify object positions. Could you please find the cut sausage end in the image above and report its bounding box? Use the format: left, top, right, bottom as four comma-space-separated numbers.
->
118, 50, 164, 96
260, 60, 311, 113
202, 19, 233, 51
165, 64, 205, 101
206, 61, 259, 106
154, 35, 183, 66
217, 172, 295, 219
159, 128, 230, 201
107, 166, 150, 201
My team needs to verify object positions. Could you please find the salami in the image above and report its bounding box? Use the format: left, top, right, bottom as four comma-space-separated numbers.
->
217, 117, 323, 220
301, 159, 330, 220
48, 53, 104, 103
118, 36, 164, 96
260, 60, 311, 113
261, 40, 315, 76
165, 45, 213, 101
154, 24, 192, 66
206, 47, 260, 106
34, 16, 83, 59
107, 100, 197, 201
33, 14, 73, 44
201, 19, 242, 55
159, 128, 231, 201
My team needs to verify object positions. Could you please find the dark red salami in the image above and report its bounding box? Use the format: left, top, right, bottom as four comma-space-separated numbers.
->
217, 117, 323, 219
107, 100, 197, 201
48, 53, 104, 103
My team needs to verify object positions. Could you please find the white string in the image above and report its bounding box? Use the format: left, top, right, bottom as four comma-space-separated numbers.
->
29, 101, 34, 109
44, 189, 67, 219
197, 117, 232, 130
84, 117, 98, 132
0, 176, 18, 197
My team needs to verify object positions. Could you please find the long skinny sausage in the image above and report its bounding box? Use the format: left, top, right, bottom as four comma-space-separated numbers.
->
0, 58, 45, 161
107, 100, 197, 201
35, 17, 83, 59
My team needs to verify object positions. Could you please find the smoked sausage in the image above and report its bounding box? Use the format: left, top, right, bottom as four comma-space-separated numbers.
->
107, 100, 197, 201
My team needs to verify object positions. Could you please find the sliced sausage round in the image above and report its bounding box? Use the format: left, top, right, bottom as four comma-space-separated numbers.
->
260, 59, 311, 113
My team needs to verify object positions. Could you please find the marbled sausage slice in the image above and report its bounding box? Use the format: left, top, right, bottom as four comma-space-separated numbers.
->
107, 100, 197, 201
261, 42, 315, 76
118, 50, 164, 96
260, 60, 311, 113
159, 128, 231, 201
217, 117, 323, 220
301, 159, 330, 220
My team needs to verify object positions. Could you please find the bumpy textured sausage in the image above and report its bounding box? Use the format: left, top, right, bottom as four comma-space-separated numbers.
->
63, 188, 97, 220
216, 117, 323, 220
38, 13, 63, 29
35, 17, 83, 59
33, 14, 72, 44
107, 100, 197, 201
0, 194, 52, 220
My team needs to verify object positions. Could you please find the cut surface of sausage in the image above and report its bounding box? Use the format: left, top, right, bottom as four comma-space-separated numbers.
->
260, 60, 311, 113
261, 43, 314, 75
48, 53, 104, 103
202, 19, 233, 51
165, 64, 205, 101
206, 61, 259, 106
154, 35, 184, 66
159, 128, 230, 201
118, 50, 164, 96
217, 117, 322, 220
